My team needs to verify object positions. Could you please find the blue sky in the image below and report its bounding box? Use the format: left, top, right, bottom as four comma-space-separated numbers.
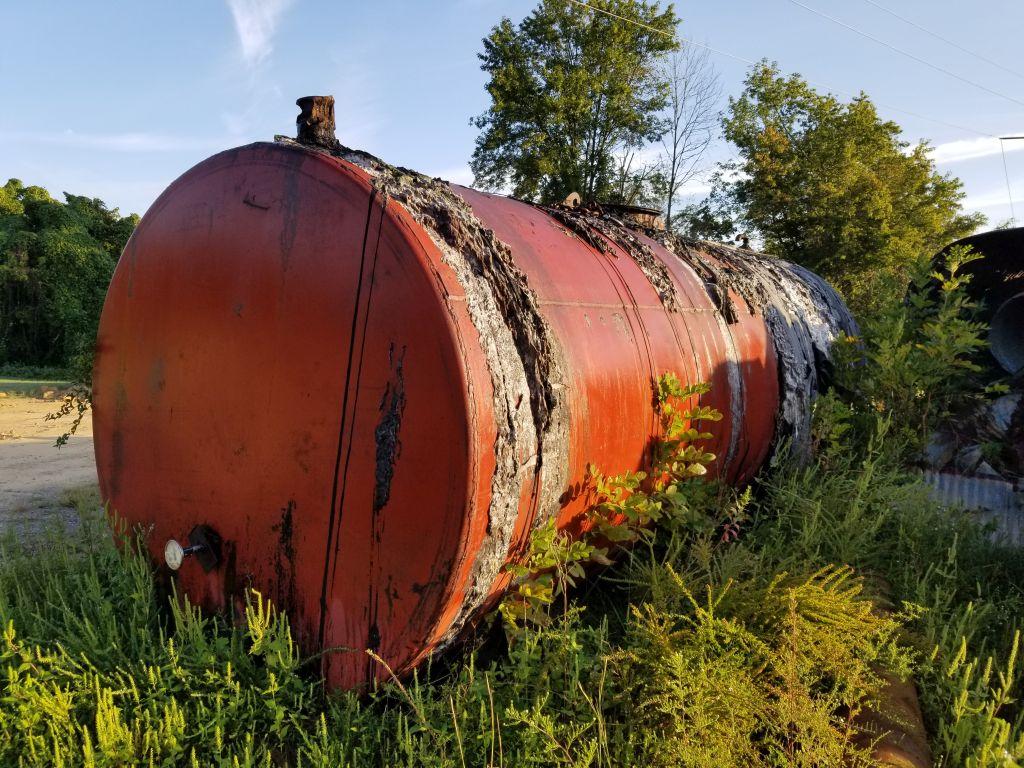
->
2, 0, 1022, 225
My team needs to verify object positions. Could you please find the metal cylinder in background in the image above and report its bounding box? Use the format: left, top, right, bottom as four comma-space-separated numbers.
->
940, 227, 1024, 377
991, 292, 1024, 375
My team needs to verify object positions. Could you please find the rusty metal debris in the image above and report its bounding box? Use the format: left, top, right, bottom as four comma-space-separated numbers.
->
601, 202, 665, 231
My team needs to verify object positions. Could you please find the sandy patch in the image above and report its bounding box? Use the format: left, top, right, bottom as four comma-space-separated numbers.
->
0, 397, 97, 537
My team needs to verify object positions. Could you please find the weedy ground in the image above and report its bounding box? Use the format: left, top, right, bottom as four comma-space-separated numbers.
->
0, 246, 1021, 767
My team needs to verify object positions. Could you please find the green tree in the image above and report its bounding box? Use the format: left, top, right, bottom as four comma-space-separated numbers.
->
0, 179, 137, 371
673, 195, 737, 242
471, 0, 679, 204
713, 62, 983, 313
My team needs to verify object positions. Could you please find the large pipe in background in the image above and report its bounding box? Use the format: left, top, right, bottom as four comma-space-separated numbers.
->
941, 227, 1024, 377
92, 97, 855, 690
991, 292, 1024, 375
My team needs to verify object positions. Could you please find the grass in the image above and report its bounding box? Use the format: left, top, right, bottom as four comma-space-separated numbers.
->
58, 483, 103, 513
0, 249, 1019, 765
0, 378, 71, 398
0, 409, 1021, 766
0, 363, 70, 380
0, 362, 72, 396
747, 421, 1024, 765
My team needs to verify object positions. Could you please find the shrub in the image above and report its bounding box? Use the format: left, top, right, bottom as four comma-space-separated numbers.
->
832, 244, 997, 456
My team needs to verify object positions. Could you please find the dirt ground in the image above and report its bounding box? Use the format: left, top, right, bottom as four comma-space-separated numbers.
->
0, 396, 97, 537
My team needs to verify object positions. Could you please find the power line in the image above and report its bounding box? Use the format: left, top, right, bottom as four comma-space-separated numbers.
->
565, 0, 996, 139
1000, 141, 1017, 223
859, 0, 1024, 83
566, 0, 1017, 218
564, 0, 675, 39
1003, 136, 1024, 224
784, 0, 1024, 109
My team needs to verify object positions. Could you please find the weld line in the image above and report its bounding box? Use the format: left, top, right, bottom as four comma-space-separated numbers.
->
318, 188, 379, 650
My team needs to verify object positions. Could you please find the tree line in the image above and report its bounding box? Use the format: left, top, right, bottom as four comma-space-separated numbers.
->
470, 0, 984, 312
1, 0, 987, 371
0, 179, 137, 374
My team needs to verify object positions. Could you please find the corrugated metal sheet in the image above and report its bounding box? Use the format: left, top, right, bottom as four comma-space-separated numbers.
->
923, 471, 1024, 545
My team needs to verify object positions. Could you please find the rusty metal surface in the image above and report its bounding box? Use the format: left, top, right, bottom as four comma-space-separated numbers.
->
93, 139, 854, 690
600, 202, 666, 231
855, 672, 934, 768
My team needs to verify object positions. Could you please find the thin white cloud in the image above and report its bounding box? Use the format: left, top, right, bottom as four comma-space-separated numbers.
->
963, 185, 1024, 212
0, 130, 226, 153
676, 168, 746, 199
620, 144, 662, 168
928, 135, 1024, 165
678, 179, 713, 197
425, 165, 475, 187
225, 0, 294, 66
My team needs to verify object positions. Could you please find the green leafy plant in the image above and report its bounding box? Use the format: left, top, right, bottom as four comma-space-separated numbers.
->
500, 519, 597, 626
589, 375, 722, 542
1, 264, 1020, 766
501, 373, 722, 630
610, 565, 915, 768
830, 244, 997, 457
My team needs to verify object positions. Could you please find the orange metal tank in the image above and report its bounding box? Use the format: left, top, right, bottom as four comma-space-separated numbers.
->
92, 117, 854, 690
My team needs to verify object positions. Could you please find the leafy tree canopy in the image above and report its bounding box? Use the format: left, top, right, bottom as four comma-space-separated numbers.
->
713, 63, 984, 312
471, 0, 679, 204
0, 179, 137, 372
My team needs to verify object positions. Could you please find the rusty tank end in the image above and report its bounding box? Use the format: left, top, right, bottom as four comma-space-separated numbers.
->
92, 97, 855, 690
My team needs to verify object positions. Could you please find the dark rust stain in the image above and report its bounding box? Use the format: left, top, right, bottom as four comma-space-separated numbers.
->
124, 238, 138, 298
148, 358, 166, 394
242, 193, 271, 210
272, 501, 297, 613
278, 156, 302, 271
373, 345, 407, 513
221, 540, 239, 619
107, 382, 130, 500
293, 431, 315, 474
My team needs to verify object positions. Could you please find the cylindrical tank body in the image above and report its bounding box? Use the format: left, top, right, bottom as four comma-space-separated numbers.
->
93, 139, 854, 690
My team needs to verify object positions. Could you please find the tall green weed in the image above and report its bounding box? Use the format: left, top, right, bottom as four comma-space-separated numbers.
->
0, 246, 1020, 765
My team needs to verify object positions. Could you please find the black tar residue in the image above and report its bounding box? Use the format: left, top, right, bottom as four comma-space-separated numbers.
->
373, 345, 407, 513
